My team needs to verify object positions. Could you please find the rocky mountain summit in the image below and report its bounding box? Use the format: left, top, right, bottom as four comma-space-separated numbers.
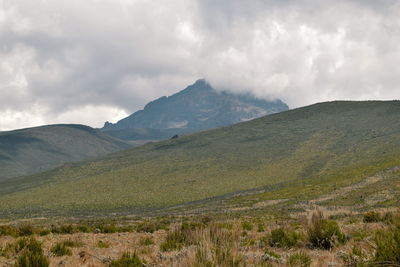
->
102, 79, 288, 139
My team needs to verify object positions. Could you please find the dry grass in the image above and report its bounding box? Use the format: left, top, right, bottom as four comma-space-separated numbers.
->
0, 211, 399, 266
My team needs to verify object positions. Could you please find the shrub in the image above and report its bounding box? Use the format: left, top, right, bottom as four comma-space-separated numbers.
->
0, 243, 12, 257
242, 221, 253, 231
201, 216, 212, 225
50, 239, 80, 256
194, 246, 213, 267
258, 236, 269, 248
0, 238, 28, 257
76, 225, 91, 233
194, 244, 242, 267
51, 224, 74, 234
257, 223, 265, 232
373, 226, 400, 264
287, 251, 311, 267
50, 242, 72, 256
110, 252, 145, 267
91, 223, 132, 233
262, 249, 281, 263
209, 224, 237, 247
307, 212, 346, 249
241, 237, 256, 247
0, 225, 18, 237
269, 228, 303, 248
62, 240, 82, 247
363, 211, 381, 223
15, 238, 49, 267
350, 228, 370, 242
381, 212, 400, 226
15, 238, 30, 253
159, 222, 199, 251
139, 237, 154, 246
181, 222, 203, 231
17, 224, 35, 236
0, 224, 36, 237
214, 246, 243, 267
97, 240, 110, 248
214, 222, 233, 230
135, 222, 157, 233
95, 224, 118, 233
160, 229, 186, 251
191, 223, 242, 267
340, 246, 368, 267
39, 229, 50, 236
118, 226, 133, 233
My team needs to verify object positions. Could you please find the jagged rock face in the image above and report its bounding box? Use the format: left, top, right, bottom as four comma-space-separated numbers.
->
103, 79, 289, 132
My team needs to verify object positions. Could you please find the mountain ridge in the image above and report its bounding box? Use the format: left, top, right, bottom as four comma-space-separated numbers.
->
102, 79, 288, 138
0, 124, 131, 182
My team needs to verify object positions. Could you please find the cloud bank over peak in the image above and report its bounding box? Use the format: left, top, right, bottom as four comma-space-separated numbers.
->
1, 0, 400, 130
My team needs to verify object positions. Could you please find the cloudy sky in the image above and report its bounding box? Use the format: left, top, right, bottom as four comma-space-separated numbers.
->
1, 0, 400, 130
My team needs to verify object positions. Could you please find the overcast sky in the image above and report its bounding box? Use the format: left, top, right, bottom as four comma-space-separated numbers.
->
1, 0, 400, 130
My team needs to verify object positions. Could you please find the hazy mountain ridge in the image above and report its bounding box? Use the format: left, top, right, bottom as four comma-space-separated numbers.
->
102, 79, 288, 138
0, 124, 131, 181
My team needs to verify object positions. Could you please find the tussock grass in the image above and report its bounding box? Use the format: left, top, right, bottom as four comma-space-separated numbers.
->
110, 252, 145, 267
340, 245, 368, 266
97, 240, 110, 248
50, 240, 81, 256
287, 251, 311, 267
15, 238, 49, 267
135, 220, 170, 233
160, 222, 201, 251
139, 237, 154, 246
50, 242, 72, 256
374, 224, 400, 264
0, 213, 399, 266
363, 211, 381, 223
268, 227, 303, 248
307, 212, 346, 249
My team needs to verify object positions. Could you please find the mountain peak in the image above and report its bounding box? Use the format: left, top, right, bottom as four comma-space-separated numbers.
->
193, 78, 207, 86
176, 79, 212, 95
103, 80, 288, 135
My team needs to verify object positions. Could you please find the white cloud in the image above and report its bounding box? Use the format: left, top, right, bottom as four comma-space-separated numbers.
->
1, 0, 400, 130
0, 105, 46, 131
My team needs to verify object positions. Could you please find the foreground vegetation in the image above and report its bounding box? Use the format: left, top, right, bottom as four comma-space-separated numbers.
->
0, 210, 399, 266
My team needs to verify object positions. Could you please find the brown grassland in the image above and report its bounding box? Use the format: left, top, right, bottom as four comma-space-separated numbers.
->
1, 209, 399, 267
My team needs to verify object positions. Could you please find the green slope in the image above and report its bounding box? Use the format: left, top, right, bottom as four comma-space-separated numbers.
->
102, 127, 181, 142
1, 101, 400, 216
0, 124, 131, 181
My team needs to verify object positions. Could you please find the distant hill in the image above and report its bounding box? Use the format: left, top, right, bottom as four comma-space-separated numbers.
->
0, 124, 131, 181
102, 79, 288, 140
1, 101, 400, 216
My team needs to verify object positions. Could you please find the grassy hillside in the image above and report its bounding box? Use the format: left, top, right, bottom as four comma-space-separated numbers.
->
1, 101, 400, 216
0, 124, 131, 182
102, 127, 181, 142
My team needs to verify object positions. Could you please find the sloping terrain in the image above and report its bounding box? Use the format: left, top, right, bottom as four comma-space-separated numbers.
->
0, 124, 131, 182
1, 101, 400, 216
103, 127, 182, 143
102, 79, 288, 140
